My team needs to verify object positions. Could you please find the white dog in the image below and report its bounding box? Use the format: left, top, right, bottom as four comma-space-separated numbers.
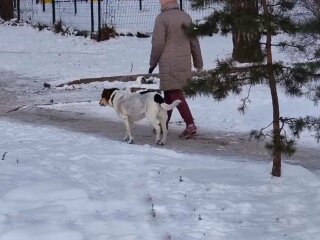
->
99, 88, 181, 145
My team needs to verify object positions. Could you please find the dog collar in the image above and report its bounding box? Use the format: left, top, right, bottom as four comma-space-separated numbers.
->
109, 90, 117, 106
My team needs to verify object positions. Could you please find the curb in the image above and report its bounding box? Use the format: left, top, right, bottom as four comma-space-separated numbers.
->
55, 71, 202, 88
56, 73, 160, 87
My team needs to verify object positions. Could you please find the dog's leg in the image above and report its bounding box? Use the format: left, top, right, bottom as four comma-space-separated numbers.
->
128, 120, 134, 144
122, 119, 129, 142
153, 122, 161, 144
146, 113, 161, 144
123, 117, 134, 144
158, 111, 168, 145
123, 131, 129, 142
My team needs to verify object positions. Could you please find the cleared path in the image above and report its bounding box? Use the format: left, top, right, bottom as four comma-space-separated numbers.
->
1, 70, 319, 172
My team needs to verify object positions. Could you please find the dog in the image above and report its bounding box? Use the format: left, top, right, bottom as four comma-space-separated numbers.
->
99, 88, 181, 145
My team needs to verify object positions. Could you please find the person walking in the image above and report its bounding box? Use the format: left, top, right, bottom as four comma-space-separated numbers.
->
149, 0, 203, 138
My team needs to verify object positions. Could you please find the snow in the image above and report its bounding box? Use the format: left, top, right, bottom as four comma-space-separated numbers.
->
0, 23, 231, 85
1, 119, 320, 240
0, 21, 320, 240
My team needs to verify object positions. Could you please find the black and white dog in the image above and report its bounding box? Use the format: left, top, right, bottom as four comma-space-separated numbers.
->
99, 88, 181, 145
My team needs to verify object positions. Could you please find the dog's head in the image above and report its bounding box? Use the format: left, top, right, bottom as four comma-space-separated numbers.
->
99, 88, 119, 106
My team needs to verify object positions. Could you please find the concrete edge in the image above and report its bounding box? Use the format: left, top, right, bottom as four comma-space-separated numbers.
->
55, 73, 160, 87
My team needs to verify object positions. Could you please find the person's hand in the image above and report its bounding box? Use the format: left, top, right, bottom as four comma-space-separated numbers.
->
148, 66, 155, 74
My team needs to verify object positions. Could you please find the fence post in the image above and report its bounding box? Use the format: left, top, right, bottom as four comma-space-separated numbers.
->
139, 0, 142, 11
52, 0, 55, 24
17, 0, 20, 21
97, 0, 101, 41
42, 0, 45, 12
74, 0, 77, 15
91, 0, 94, 32
179, 0, 182, 10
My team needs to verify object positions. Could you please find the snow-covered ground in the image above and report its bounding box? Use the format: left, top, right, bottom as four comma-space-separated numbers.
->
0, 22, 231, 85
1, 119, 320, 240
1, 22, 320, 240
0, 23, 318, 147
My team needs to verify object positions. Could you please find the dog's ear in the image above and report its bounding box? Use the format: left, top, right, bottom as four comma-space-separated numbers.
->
101, 88, 119, 100
110, 88, 119, 93
101, 89, 109, 99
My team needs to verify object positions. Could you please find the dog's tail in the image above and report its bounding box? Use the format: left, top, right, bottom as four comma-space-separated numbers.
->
160, 100, 182, 111
154, 94, 181, 111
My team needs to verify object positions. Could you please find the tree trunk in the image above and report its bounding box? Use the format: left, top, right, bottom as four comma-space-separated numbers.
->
262, 0, 281, 177
231, 0, 264, 63
0, 0, 14, 20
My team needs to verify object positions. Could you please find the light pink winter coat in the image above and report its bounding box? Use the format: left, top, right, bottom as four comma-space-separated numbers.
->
149, 2, 203, 91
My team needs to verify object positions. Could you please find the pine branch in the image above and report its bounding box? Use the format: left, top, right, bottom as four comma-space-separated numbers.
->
281, 116, 320, 142
185, 59, 269, 100
189, 0, 224, 10
265, 139, 296, 157
300, 0, 320, 17
238, 84, 252, 114
185, 11, 230, 37
269, 41, 305, 52
299, 19, 320, 34
249, 114, 320, 157
250, 121, 274, 141
276, 61, 320, 98
305, 84, 320, 104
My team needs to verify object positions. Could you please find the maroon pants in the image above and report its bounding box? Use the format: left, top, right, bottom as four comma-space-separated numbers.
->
164, 89, 194, 126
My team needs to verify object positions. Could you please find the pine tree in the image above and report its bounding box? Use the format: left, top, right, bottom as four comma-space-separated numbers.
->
230, 0, 264, 62
185, 0, 320, 177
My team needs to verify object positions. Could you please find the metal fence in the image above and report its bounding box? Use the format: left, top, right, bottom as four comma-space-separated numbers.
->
15, 0, 214, 35
104, 0, 214, 33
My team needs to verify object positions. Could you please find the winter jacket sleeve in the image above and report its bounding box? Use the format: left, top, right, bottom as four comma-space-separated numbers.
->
190, 37, 203, 69
149, 15, 166, 69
